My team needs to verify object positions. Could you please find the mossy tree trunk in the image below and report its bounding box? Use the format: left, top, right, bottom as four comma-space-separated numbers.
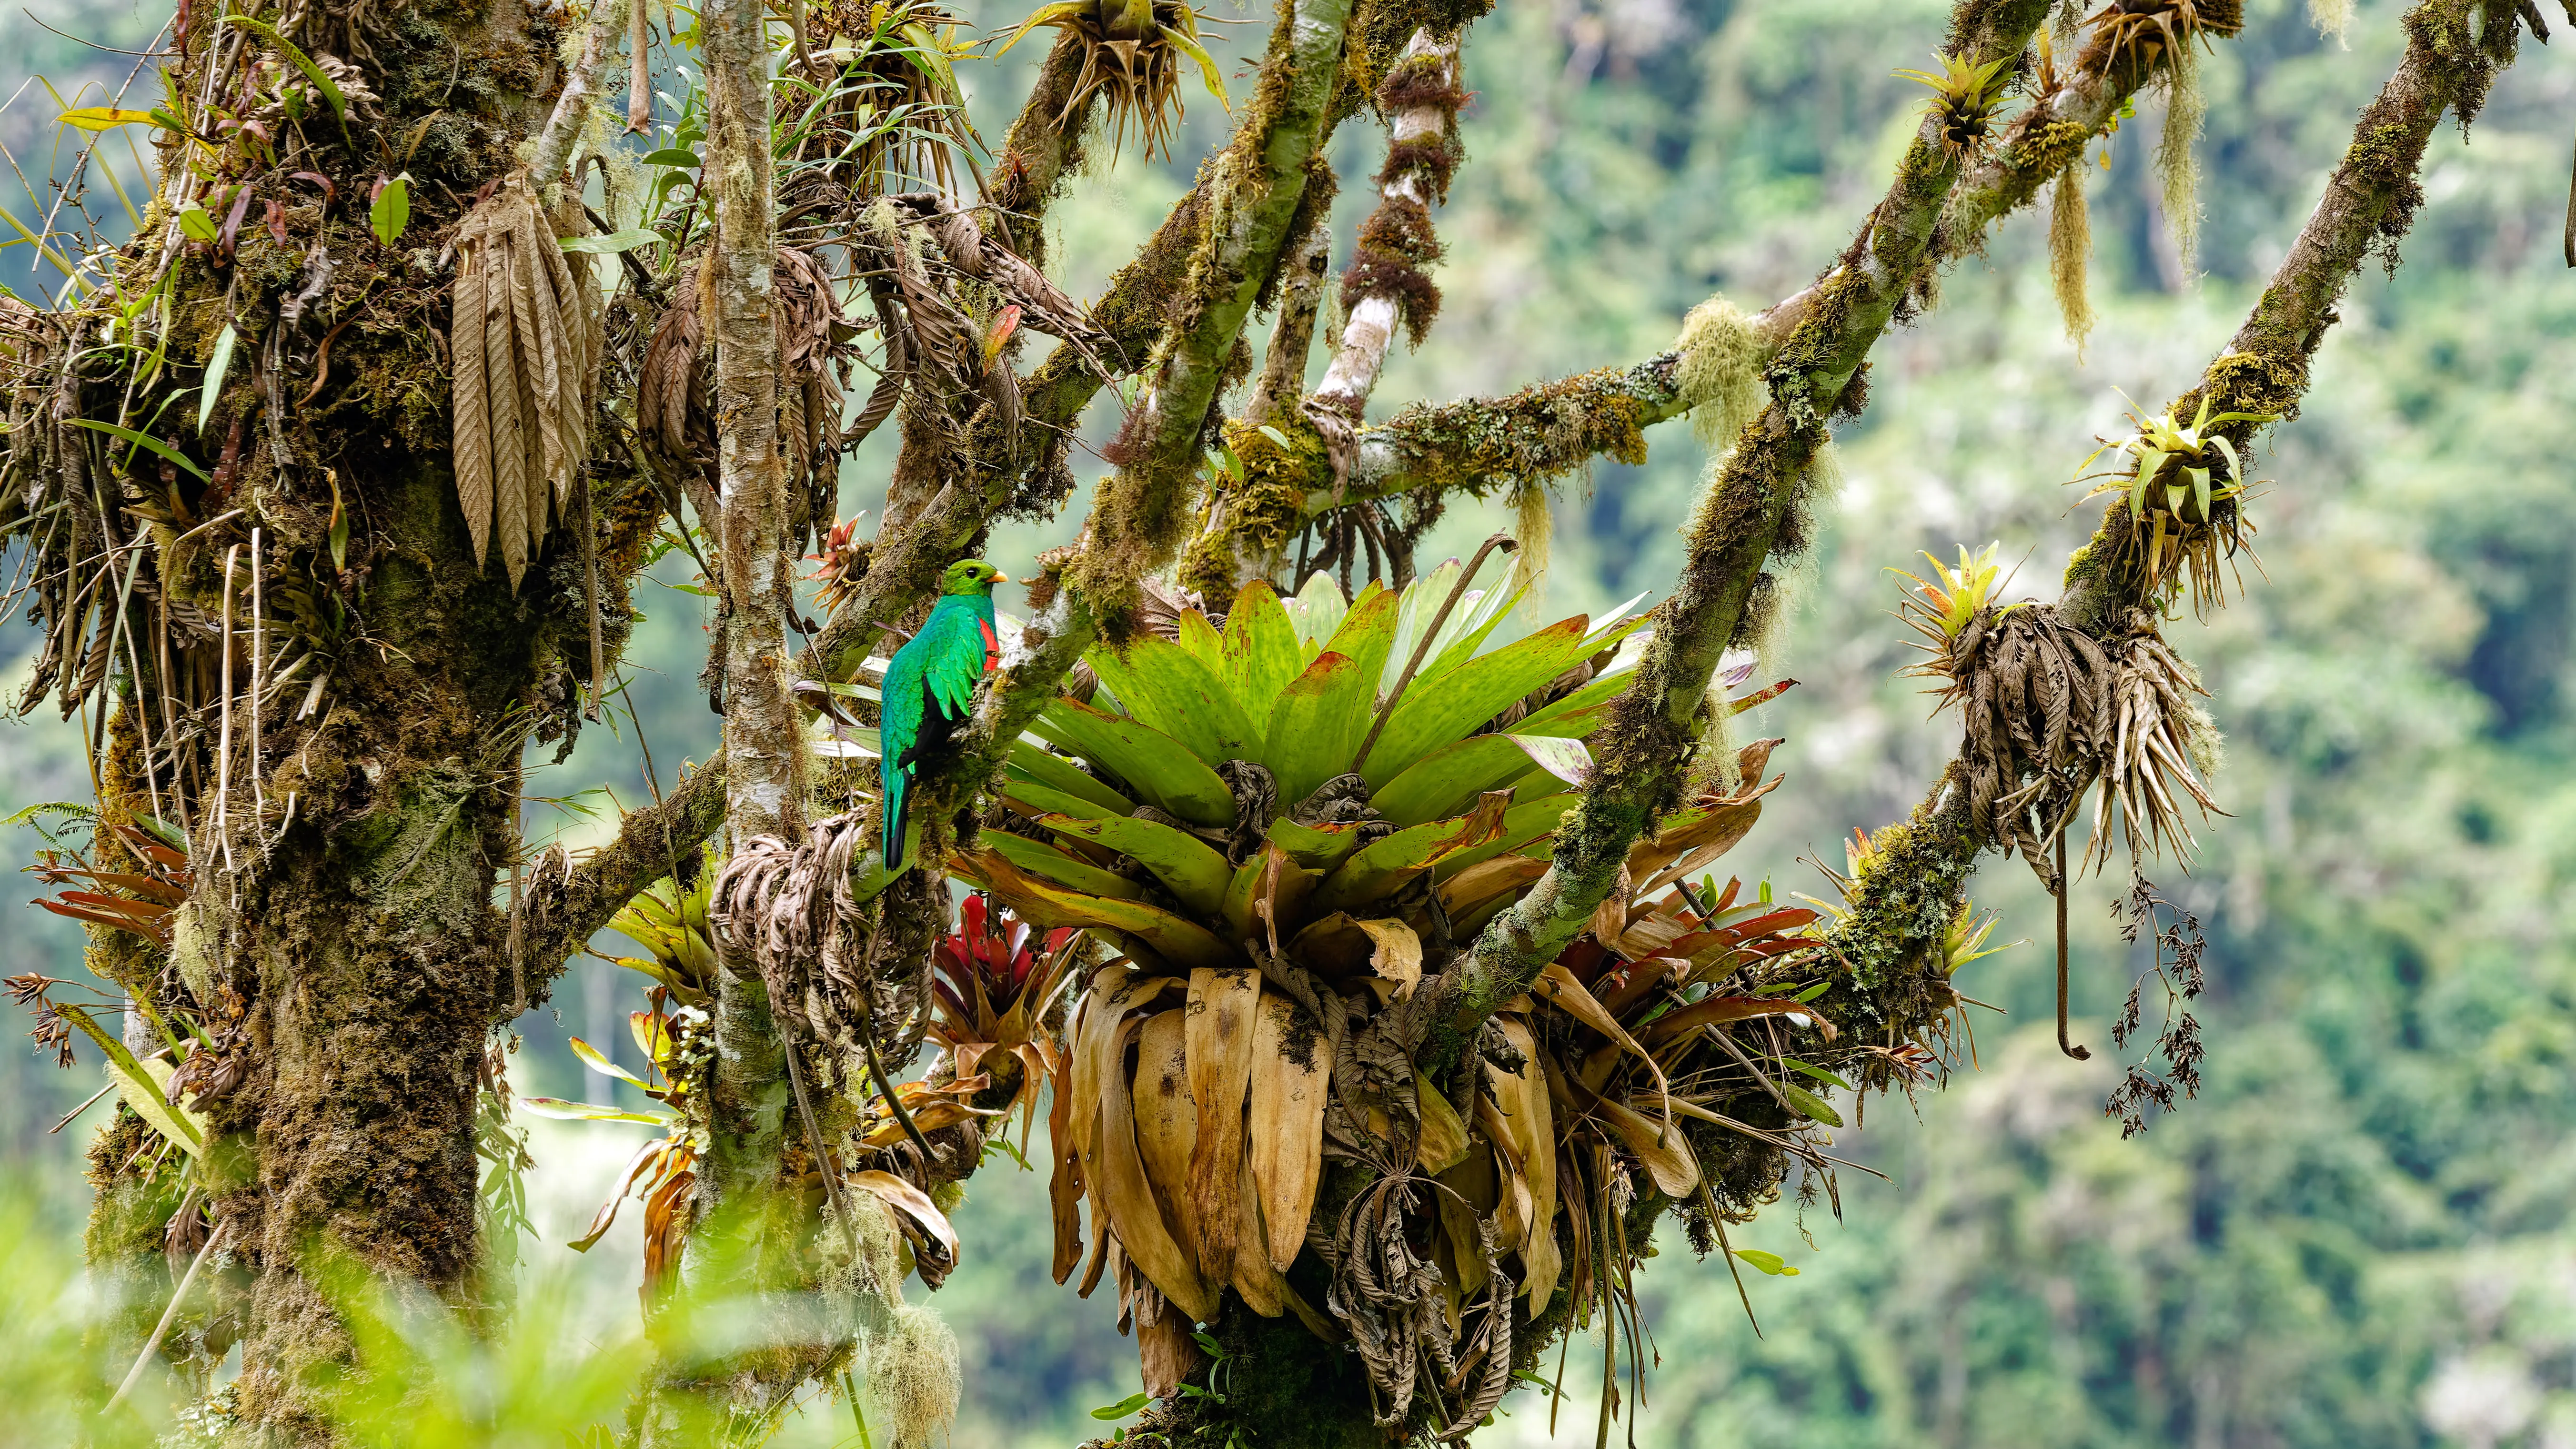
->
39, 0, 669, 1438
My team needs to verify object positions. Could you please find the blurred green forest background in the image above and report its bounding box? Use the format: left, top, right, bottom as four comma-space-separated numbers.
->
9, 0, 2576, 1443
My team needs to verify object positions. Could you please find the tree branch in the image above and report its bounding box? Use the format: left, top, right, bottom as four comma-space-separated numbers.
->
1073, 0, 1355, 599
2061, 0, 2503, 631
1835, 0, 2512, 982
514, 758, 730, 1006
531, 0, 629, 182
790, 49, 1157, 694
1449, 0, 2059, 1029
986, 31, 1100, 271
1319, 4, 2212, 518
922, 0, 1363, 831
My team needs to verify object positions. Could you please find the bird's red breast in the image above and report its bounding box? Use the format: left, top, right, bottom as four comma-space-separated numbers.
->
979, 617, 1000, 673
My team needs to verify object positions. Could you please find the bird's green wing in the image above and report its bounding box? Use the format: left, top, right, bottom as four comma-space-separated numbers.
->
923, 597, 998, 723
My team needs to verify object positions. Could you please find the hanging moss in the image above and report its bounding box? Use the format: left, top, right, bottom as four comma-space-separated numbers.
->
1671, 295, 1765, 453
2309, 0, 2354, 45
2050, 165, 2096, 355
1507, 477, 1551, 617
2155, 42, 2207, 282
861, 1302, 962, 1449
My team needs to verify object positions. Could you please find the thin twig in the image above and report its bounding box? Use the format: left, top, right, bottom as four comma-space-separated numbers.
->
103, 1219, 230, 1413
2056, 831, 2088, 1060
852, 963, 936, 1167
781, 1026, 860, 1257
212, 544, 239, 875
249, 528, 264, 822
1349, 532, 1514, 774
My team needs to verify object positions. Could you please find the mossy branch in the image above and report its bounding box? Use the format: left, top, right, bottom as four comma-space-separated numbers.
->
1837, 0, 2512, 986
1309, 0, 2220, 518
511, 758, 729, 1009
2062, 0, 2500, 633
917, 0, 1362, 849
1449, 0, 2057, 1031
796, 180, 1221, 695
986, 31, 1104, 272
1073, 0, 1358, 604
530, 0, 630, 183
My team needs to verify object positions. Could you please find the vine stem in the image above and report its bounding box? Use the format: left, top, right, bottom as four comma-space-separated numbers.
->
2056, 830, 2088, 1060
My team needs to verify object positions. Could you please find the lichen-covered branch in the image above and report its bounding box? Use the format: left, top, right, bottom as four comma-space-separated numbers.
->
2061, 0, 2504, 633
530, 0, 630, 182
1451, 0, 2057, 1029
1073, 0, 1356, 604
922, 0, 1361, 831
986, 32, 1100, 272
1179, 23, 1469, 597
1834, 0, 2512, 985
511, 759, 729, 1006
1307, 29, 1463, 421
654, 0, 808, 1424
1316, 0, 2216, 517
790, 54, 1182, 695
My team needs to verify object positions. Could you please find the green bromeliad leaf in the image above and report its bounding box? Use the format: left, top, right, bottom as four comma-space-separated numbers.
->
1312, 791, 1512, 914
1284, 569, 1349, 655
1032, 697, 1236, 826
1002, 773, 1127, 823
1372, 734, 1594, 826
1360, 615, 1598, 787
1040, 812, 1231, 916
1219, 581, 1304, 727
1007, 739, 1134, 815
1436, 792, 1581, 876
964, 847, 1234, 968
1089, 633, 1262, 764
1264, 814, 1369, 871
1264, 585, 1399, 804
984, 829, 1148, 899
1221, 847, 1321, 943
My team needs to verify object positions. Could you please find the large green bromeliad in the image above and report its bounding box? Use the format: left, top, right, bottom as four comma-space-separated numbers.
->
881, 557, 1011, 865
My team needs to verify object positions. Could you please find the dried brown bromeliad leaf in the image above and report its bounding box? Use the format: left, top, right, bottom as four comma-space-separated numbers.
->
635, 246, 853, 539
450, 176, 602, 590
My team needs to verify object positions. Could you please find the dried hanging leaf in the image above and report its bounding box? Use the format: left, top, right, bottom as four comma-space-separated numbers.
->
1247, 990, 1329, 1272
1132, 1009, 1204, 1274
1439, 1147, 1500, 1302
1097, 1014, 1215, 1320
1048, 1013, 1087, 1282
847, 1169, 961, 1288
1072, 970, 1177, 1171
1183, 966, 1259, 1283
448, 176, 602, 589
1414, 1071, 1470, 1175
1493, 1017, 1560, 1307
1227, 1148, 1285, 1318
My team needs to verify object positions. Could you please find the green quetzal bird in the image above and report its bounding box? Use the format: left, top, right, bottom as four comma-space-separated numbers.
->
880, 558, 1011, 866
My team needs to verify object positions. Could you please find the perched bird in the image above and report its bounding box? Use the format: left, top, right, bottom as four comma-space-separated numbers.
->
880, 557, 1011, 866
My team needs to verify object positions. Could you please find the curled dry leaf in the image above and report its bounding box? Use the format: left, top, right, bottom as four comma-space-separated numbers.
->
847, 1168, 961, 1288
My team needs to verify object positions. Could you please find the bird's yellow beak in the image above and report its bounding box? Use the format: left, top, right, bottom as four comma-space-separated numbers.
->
993, 571, 1013, 584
